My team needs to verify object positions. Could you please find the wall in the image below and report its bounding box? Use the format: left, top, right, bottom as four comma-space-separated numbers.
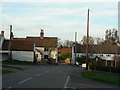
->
12, 51, 34, 62
75, 53, 115, 61
72, 46, 75, 64
51, 49, 57, 59
35, 47, 57, 59
0, 36, 4, 49
1, 53, 8, 61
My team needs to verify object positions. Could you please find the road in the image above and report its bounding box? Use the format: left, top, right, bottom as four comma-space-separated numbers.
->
2, 64, 119, 90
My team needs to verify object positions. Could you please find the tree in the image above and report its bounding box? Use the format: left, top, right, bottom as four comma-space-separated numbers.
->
80, 36, 95, 45
58, 38, 64, 48
95, 37, 104, 45
59, 52, 72, 60
104, 29, 119, 45
63, 40, 74, 48
58, 39, 75, 48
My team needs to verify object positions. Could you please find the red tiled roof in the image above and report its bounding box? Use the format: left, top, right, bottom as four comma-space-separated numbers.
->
13, 38, 26, 40
2, 40, 34, 51
58, 48, 72, 53
14, 36, 58, 47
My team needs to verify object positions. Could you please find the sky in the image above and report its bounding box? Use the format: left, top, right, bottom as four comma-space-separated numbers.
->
0, 0, 119, 42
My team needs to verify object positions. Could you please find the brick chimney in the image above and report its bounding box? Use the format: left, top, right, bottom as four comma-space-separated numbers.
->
1, 31, 4, 36
40, 29, 44, 39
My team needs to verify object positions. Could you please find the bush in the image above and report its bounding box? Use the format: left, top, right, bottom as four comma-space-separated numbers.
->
89, 62, 95, 70
111, 67, 120, 73
89, 62, 120, 73
59, 52, 72, 60
76, 56, 86, 64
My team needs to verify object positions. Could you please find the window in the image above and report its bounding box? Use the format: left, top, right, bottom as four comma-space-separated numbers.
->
44, 55, 48, 59
44, 48, 49, 51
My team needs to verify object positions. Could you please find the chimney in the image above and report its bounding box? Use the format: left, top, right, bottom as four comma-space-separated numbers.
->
1, 31, 4, 36
11, 32, 14, 40
40, 29, 44, 39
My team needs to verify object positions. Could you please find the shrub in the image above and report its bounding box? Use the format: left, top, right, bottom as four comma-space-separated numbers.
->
89, 62, 95, 70
76, 56, 86, 64
89, 61, 120, 73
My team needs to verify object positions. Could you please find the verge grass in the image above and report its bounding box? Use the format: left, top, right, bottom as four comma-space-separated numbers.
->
2, 60, 33, 65
2, 65, 23, 70
81, 71, 120, 85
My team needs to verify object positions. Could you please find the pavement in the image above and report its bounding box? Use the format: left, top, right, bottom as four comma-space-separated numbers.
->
1, 64, 120, 90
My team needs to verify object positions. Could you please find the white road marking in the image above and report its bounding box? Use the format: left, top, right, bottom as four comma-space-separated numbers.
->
18, 77, 32, 84
64, 76, 70, 88
5, 86, 12, 90
35, 73, 43, 76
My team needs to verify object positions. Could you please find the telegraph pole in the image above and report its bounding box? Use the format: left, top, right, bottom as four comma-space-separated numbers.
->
75, 32, 77, 65
8, 25, 12, 60
86, 9, 89, 70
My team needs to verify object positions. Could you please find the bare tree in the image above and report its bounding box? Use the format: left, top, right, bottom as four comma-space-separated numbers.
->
104, 28, 119, 45
80, 36, 95, 45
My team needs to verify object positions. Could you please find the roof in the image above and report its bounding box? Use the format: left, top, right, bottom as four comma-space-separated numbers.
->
58, 48, 72, 53
2, 40, 34, 51
14, 37, 58, 47
75, 44, 120, 54
13, 38, 26, 40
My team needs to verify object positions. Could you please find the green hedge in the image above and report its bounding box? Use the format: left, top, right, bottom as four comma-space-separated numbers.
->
89, 63, 120, 74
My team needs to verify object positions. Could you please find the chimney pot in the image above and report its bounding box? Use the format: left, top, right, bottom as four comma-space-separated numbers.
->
40, 29, 44, 39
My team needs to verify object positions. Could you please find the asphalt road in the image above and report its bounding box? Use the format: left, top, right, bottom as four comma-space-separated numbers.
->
2, 64, 119, 90
2, 64, 73, 89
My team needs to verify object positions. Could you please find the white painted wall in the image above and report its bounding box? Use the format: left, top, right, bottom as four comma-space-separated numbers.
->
72, 46, 75, 64
0, 36, 4, 49
36, 47, 57, 60
75, 53, 116, 61
51, 50, 57, 59
12, 51, 34, 62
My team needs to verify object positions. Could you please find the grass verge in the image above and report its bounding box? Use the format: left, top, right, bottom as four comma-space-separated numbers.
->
2, 65, 23, 70
2, 60, 33, 65
81, 71, 120, 85
1, 69, 14, 74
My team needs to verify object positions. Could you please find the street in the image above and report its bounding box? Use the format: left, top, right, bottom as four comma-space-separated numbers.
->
2, 64, 119, 90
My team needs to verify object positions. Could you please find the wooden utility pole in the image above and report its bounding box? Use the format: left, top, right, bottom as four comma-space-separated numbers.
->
8, 25, 12, 60
86, 9, 89, 70
75, 32, 77, 65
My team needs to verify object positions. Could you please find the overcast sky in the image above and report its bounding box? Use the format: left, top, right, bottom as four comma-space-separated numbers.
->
0, 0, 119, 42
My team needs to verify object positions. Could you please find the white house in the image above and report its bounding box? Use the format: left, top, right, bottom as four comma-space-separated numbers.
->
72, 44, 120, 67
2, 40, 35, 61
1, 30, 58, 63
13, 30, 58, 63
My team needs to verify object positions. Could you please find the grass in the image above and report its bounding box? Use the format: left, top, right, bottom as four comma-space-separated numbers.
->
2, 65, 23, 70
1, 69, 14, 74
81, 71, 120, 85
2, 60, 33, 65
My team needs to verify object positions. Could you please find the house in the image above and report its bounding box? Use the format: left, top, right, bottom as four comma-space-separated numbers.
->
2, 40, 34, 61
1, 30, 58, 63
72, 44, 120, 67
0, 31, 7, 61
